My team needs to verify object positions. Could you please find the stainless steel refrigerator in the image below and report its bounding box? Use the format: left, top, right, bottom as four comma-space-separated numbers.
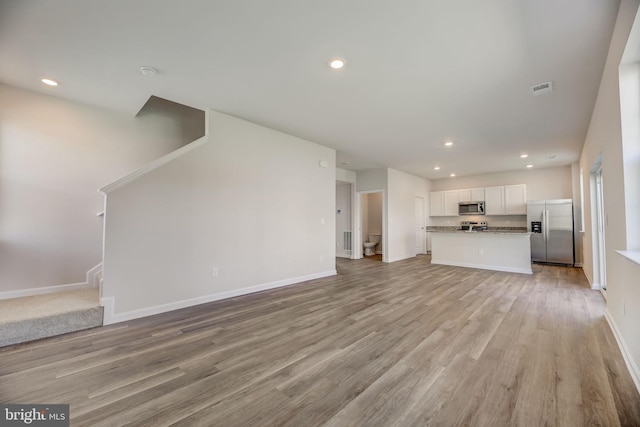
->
527, 199, 574, 265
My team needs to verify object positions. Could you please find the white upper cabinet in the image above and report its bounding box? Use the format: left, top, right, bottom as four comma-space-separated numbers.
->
430, 184, 525, 216
471, 188, 485, 201
458, 189, 471, 202
430, 191, 445, 216
484, 186, 505, 215
457, 188, 483, 202
430, 190, 460, 216
484, 184, 526, 215
443, 191, 459, 216
504, 184, 527, 214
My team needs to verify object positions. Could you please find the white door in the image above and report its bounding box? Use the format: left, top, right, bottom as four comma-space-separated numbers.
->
415, 196, 426, 255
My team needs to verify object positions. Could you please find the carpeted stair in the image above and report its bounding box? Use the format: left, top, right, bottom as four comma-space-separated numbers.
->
0, 288, 103, 347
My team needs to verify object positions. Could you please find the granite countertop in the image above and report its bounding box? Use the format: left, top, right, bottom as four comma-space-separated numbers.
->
426, 226, 529, 234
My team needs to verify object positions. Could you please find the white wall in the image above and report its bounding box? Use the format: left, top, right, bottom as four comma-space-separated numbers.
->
355, 168, 430, 262
0, 84, 196, 293
580, 0, 640, 390
336, 167, 356, 184
102, 110, 336, 320
387, 168, 430, 262
356, 168, 388, 192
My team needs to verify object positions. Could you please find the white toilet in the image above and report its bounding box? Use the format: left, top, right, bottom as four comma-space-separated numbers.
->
363, 233, 381, 256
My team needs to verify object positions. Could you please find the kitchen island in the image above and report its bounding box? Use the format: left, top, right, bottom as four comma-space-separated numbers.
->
428, 229, 532, 274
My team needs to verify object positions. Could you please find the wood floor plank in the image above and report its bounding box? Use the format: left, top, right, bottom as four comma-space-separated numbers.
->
0, 255, 639, 426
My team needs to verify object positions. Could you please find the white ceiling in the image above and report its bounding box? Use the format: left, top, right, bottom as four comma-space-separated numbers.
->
0, 0, 621, 180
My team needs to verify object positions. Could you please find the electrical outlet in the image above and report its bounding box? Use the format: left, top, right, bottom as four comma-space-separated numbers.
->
320, 255, 324, 262
623, 300, 626, 316
212, 267, 218, 277
478, 249, 484, 255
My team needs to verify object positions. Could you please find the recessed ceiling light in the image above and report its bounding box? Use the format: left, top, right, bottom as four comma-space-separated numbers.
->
41, 78, 58, 86
340, 161, 350, 165
520, 154, 528, 158
329, 58, 345, 69
547, 155, 557, 160
450, 173, 456, 177
434, 166, 440, 170
526, 164, 533, 168
444, 141, 454, 146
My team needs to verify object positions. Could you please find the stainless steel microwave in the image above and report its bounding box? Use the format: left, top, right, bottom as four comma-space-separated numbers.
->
459, 201, 485, 215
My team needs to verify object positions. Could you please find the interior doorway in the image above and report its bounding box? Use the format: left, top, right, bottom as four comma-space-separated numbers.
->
358, 190, 384, 261
336, 181, 354, 259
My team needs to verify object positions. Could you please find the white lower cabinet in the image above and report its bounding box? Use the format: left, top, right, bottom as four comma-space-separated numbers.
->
430, 231, 532, 274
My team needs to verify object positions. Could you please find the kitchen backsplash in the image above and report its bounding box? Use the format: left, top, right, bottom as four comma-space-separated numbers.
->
429, 215, 527, 227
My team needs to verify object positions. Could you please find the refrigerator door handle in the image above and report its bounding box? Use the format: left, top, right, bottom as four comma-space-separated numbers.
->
544, 210, 549, 242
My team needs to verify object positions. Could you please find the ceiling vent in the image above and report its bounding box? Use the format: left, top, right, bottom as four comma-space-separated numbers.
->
531, 81, 553, 95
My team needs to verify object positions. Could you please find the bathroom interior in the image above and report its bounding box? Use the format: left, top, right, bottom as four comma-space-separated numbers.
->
360, 191, 383, 258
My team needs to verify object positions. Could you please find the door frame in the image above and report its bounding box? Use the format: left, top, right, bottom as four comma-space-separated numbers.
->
355, 189, 387, 261
589, 158, 606, 293
415, 195, 426, 255
594, 166, 607, 294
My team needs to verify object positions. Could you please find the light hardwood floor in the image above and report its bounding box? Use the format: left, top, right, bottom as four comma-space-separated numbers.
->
1, 256, 639, 426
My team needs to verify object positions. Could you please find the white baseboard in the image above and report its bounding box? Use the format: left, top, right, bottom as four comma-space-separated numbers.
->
604, 309, 640, 395
0, 263, 103, 300
0, 282, 92, 300
430, 259, 532, 275
582, 266, 596, 289
102, 269, 337, 325
336, 254, 351, 259
583, 267, 601, 290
